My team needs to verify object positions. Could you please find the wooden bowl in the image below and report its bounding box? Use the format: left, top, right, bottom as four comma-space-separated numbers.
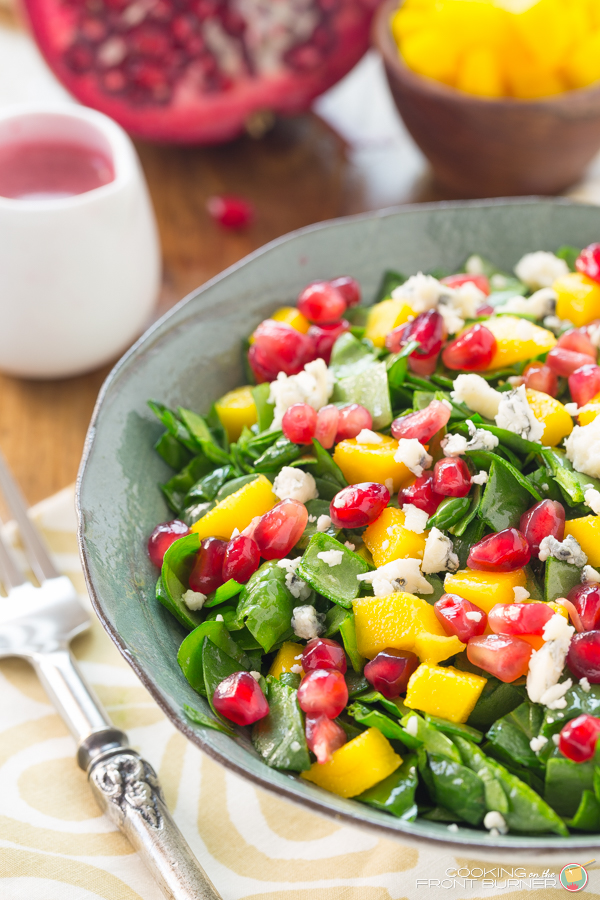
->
373, 0, 600, 198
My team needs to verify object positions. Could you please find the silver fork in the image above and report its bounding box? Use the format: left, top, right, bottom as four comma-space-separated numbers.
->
0, 449, 221, 900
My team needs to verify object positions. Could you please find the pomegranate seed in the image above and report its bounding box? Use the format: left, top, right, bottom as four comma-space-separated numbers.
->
364, 648, 419, 698
433, 457, 472, 498
212, 671, 269, 726
467, 634, 532, 682
314, 404, 340, 449
330, 482, 389, 529
207, 194, 254, 230
297, 281, 347, 325
442, 323, 497, 371
249, 320, 315, 382
386, 311, 445, 376
222, 534, 260, 584
567, 631, 600, 682
568, 583, 600, 632
309, 319, 350, 363
189, 537, 227, 593
576, 243, 600, 284
557, 328, 597, 358
282, 403, 317, 444
398, 474, 443, 516
546, 347, 595, 377
391, 400, 451, 443
569, 364, 600, 407
520, 499, 565, 557
305, 714, 347, 763
335, 404, 372, 442
477, 304, 495, 317
297, 668, 348, 718
523, 362, 558, 397
253, 499, 308, 560
559, 714, 600, 762
147, 519, 190, 567
302, 637, 347, 674
434, 594, 487, 642
468, 528, 531, 572
330, 276, 361, 307
488, 601, 554, 636
441, 273, 490, 295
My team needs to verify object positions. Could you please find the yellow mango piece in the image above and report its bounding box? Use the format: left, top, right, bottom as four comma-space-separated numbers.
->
564, 30, 600, 89
391, 7, 430, 41
456, 47, 504, 98
302, 727, 401, 798
364, 299, 415, 348
413, 632, 466, 664
484, 316, 556, 370
353, 591, 445, 659
525, 388, 573, 447
333, 435, 412, 493
578, 391, 600, 426
555, 273, 600, 327
444, 568, 527, 614
510, 0, 571, 70
214, 386, 257, 442
548, 601, 569, 620
269, 642, 304, 679
565, 516, 600, 567
400, 29, 460, 83
363, 507, 428, 567
191, 474, 276, 539
404, 662, 487, 724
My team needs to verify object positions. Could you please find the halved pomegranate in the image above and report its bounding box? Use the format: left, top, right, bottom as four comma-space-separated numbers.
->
22, 1, 378, 144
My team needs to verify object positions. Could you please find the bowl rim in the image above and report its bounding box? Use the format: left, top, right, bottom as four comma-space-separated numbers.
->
77, 196, 600, 855
373, 0, 600, 110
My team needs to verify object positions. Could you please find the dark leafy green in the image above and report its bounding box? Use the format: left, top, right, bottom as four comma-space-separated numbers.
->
357, 755, 418, 820
252, 676, 311, 771
297, 533, 371, 608
159, 533, 203, 630
235, 561, 295, 652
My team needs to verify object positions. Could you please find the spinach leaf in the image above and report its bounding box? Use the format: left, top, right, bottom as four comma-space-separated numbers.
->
566, 790, 600, 831
466, 677, 525, 731
235, 561, 295, 652
479, 458, 533, 532
162, 455, 215, 512
179, 407, 231, 465
154, 431, 192, 470
427, 754, 486, 826
296, 499, 340, 550
148, 400, 199, 452
424, 715, 483, 744
373, 269, 405, 303
311, 439, 347, 488
544, 557, 582, 602
449, 485, 481, 537
541, 447, 600, 505
452, 736, 509, 814
453, 518, 487, 570
427, 496, 471, 530
329, 332, 377, 376
251, 383, 274, 432
185, 465, 233, 504
297, 533, 371, 608
357, 754, 418, 820
201, 638, 247, 715
465, 449, 541, 502
254, 435, 303, 471
178, 620, 250, 692
400, 712, 461, 761
540, 683, 600, 739
557, 246, 581, 272
333, 361, 393, 430
347, 702, 416, 744
545, 757, 594, 818
485, 757, 568, 835
252, 676, 311, 772
184, 703, 235, 736
159, 533, 204, 630
339, 612, 365, 673
486, 702, 544, 771
205, 579, 243, 607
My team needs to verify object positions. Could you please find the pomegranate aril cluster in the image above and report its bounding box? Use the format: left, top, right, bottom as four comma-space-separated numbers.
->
282, 402, 372, 447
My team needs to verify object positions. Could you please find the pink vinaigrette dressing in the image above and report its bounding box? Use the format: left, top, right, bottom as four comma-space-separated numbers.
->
0, 140, 114, 200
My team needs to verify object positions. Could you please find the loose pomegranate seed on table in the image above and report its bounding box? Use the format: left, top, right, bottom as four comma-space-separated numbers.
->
441, 273, 490, 295
297, 281, 347, 324
302, 637, 347, 674
398, 474, 443, 516
558, 714, 600, 763
297, 669, 348, 719
434, 593, 487, 643
147, 519, 190, 567
189, 536, 227, 593
309, 319, 350, 363
249, 320, 315, 382
213, 671, 269, 726
546, 347, 596, 378
330, 482, 389, 529
567, 584, 600, 632
433, 457, 472, 497
364, 648, 419, 698
335, 404, 372, 442
556, 328, 597, 359
519, 499, 565, 556
467, 528, 531, 572
522, 362, 558, 397
391, 400, 451, 442
206, 194, 254, 230
314, 404, 340, 449
442, 323, 496, 371
330, 276, 361, 307
567, 632, 600, 683
305, 714, 347, 764
467, 634, 532, 683
282, 403, 318, 444
488, 601, 554, 636
569, 364, 600, 406
254, 499, 308, 560
576, 244, 600, 284
222, 534, 260, 584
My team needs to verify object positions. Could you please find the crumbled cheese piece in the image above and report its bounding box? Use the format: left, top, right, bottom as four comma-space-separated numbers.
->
465, 610, 483, 622
356, 428, 383, 444
471, 470, 488, 485
577, 678, 591, 696
231, 527, 240, 538
507, 375, 525, 387
538, 534, 587, 567
583, 565, 600, 584
527, 614, 575, 705
290, 664, 302, 674
215, 614, 224, 622
308, 514, 317, 523
317, 549, 344, 567
250, 671, 262, 681
384, 478, 394, 494
421, 527, 459, 574
541, 679, 572, 710
530, 735, 548, 753
268, 358, 333, 429
514, 251, 569, 289
442, 419, 499, 457
564, 402, 579, 417
513, 586, 530, 602
451, 373, 501, 420
491, 273, 508, 289
552, 734, 560, 746
543, 315, 574, 335
291, 605, 324, 640
381, 539, 390, 551
277, 557, 301, 575
277, 557, 311, 600
182, 589, 207, 611
405, 715, 419, 736
483, 811, 508, 834
547, 716, 554, 724
465, 255, 485, 275
316, 514, 332, 533
499, 287, 556, 319
357, 558, 433, 596
495, 384, 545, 442
447, 823, 459, 833
273, 466, 318, 503
402, 504, 429, 534
391, 272, 483, 337
290, 740, 301, 752
584, 486, 600, 515
565, 417, 600, 478
394, 438, 432, 477
345, 541, 356, 551
544, 613, 576, 643
391, 272, 448, 313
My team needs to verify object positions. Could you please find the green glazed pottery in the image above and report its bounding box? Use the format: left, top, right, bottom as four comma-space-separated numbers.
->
78, 198, 600, 855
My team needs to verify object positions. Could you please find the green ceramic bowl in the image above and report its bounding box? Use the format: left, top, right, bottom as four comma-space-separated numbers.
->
78, 197, 600, 856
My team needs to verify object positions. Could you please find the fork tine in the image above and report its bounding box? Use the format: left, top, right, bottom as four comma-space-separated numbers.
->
0, 516, 27, 589
0, 448, 59, 583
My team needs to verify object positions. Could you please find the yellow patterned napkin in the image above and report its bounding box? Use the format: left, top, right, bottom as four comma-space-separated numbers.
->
0, 486, 597, 900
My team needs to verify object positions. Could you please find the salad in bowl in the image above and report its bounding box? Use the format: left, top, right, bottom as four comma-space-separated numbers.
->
145, 240, 600, 838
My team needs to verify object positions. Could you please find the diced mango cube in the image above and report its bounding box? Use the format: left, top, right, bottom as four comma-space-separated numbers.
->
413, 632, 465, 664
456, 46, 504, 98
269, 642, 304, 679
565, 516, 600, 567
333, 435, 412, 493
444, 568, 527, 614
578, 392, 600, 426
525, 388, 573, 447
215, 385, 257, 442
364, 299, 415, 348
564, 30, 600, 89
484, 316, 556, 370
401, 29, 460, 83
353, 591, 445, 659
302, 727, 401, 798
363, 507, 428, 567
554, 273, 600, 327
405, 662, 487, 724
191, 474, 276, 540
